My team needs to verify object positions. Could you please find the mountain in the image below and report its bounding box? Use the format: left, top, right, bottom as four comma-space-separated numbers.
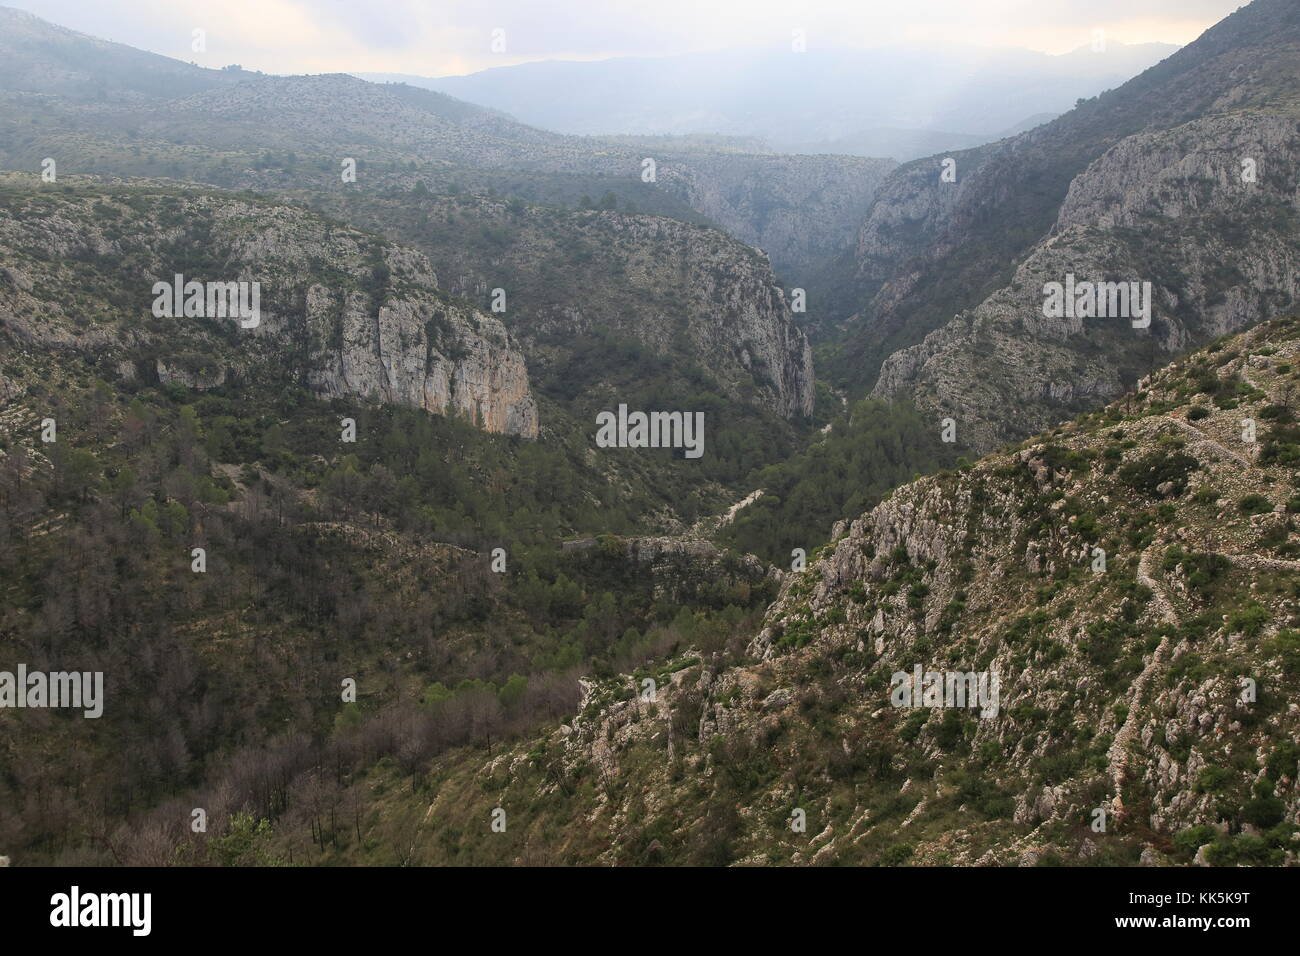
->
0, 6, 238, 103
0, 9, 892, 280
362, 42, 1178, 160
33, 312, 1295, 867
0, 175, 538, 436
2, 0, 1297, 873
823, 0, 1300, 452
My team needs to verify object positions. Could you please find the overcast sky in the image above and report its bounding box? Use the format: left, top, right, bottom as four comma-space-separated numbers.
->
14, 0, 1249, 76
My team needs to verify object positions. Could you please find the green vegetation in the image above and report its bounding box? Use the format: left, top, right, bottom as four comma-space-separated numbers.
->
716, 398, 964, 564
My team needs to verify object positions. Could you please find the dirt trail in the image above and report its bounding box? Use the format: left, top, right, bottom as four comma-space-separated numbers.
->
690, 488, 764, 537
1164, 415, 1251, 468
1106, 545, 1179, 809
1221, 552, 1300, 572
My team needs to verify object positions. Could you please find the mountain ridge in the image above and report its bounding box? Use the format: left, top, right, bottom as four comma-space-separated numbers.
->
829, 0, 1300, 451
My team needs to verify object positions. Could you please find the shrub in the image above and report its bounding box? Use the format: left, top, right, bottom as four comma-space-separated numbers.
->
1205, 833, 1275, 866
1237, 493, 1271, 515
1172, 825, 1216, 859
878, 843, 915, 866
1118, 451, 1197, 497
1228, 603, 1269, 637
1270, 630, 1300, 676
1266, 739, 1299, 780
1241, 795, 1286, 829
1195, 765, 1233, 794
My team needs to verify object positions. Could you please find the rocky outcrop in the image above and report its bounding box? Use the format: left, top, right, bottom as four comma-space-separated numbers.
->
323, 195, 815, 420
873, 109, 1300, 451
302, 287, 536, 437
562, 534, 778, 604
593, 212, 815, 418
0, 179, 538, 437
841, 0, 1300, 448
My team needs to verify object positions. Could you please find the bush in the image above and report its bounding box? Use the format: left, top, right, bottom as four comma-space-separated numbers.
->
1228, 603, 1269, 637
1205, 833, 1275, 866
1237, 493, 1271, 515
1242, 795, 1286, 829
1172, 825, 1216, 859
1195, 765, 1232, 794
1118, 451, 1197, 497
878, 843, 915, 866
1266, 739, 1299, 780
1270, 630, 1300, 677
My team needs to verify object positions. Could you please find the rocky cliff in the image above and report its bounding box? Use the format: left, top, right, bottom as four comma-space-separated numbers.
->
313, 192, 816, 420
0, 175, 538, 437
872, 107, 1300, 451
835, 0, 1300, 451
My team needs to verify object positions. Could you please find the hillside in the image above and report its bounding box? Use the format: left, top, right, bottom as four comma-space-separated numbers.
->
0, 9, 891, 281
307, 314, 1299, 866
0, 6, 238, 103
0, 175, 538, 436
825, 0, 1300, 452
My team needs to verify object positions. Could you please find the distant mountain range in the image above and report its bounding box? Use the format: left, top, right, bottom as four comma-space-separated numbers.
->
359, 42, 1178, 161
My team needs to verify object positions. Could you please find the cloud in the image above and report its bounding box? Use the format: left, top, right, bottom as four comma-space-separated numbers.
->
14, 0, 1246, 75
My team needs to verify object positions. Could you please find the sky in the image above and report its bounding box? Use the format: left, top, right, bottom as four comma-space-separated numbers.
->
14, 0, 1249, 76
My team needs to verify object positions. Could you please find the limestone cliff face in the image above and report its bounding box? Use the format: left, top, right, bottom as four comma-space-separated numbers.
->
842, 0, 1300, 443
852, 152, 991, 286
657, 153, 896, 279
873, 110, 1300, 452
595, 213, 815, 419
322, 195, 815, 420
300, 288, 537, 438
0, 180, 538, 437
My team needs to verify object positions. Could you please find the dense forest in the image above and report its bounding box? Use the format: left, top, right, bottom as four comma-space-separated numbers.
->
717, 398, 965, 564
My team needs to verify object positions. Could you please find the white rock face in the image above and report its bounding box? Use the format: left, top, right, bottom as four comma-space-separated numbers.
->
0, 187, 539, 438
362, 198, 818, 420
305, 288, 537, 438
872, 110, 1300, 452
